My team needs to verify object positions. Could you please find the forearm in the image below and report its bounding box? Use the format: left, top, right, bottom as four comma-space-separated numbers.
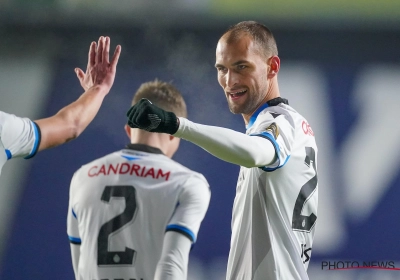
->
174, 117, 276, 167
36, 85, 108, 151
58, 85, 108, 136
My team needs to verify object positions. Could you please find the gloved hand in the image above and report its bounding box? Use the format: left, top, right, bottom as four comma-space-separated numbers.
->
126, 98, 179, 134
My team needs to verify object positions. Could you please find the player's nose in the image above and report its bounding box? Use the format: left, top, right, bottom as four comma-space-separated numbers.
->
226, 70, 239, 88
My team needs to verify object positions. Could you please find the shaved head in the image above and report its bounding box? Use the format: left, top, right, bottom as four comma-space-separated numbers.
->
221, 21, 278, 60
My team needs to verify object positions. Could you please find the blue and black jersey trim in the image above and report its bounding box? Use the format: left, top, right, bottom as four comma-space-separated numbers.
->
251, 132, 290, 172
5, 149, 11, 160
247, 103, 270, 130
166, 224, 196, 243
68, 236, 81, 245
246, 97, 289, 130
72, 208, 78, 219
24, 122, 41, 159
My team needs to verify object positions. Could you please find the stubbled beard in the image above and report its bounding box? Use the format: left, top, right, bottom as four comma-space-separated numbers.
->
227, 97, 255, 115
228, 103, 240, 114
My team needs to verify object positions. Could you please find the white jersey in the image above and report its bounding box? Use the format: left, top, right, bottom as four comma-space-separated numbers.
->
226, 101, 318, 280
0, 111, 40, 175
67, 144, 210, 280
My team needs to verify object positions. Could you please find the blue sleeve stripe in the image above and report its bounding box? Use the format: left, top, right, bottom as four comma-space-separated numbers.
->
68, 236, 81, 245
250, 132, 290, 172
5, 149, 12, 160
166, 224, 196, 243
261, 156, 291, 172
255, 132, 280, 152
72, 208, 77, 219
250, 131, 281, 164
24, 121, 41, 159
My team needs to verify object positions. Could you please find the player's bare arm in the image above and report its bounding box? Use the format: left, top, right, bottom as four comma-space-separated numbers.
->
35, 36, 121, 151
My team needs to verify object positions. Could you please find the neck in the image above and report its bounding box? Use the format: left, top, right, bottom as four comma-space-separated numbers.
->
130, 131, 171, 157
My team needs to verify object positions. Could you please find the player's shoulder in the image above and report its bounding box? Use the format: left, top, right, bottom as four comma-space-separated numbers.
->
0, 110, 12, 120
0, 111, 29, 129
250, 103, 296, 130
261, 103, 309, 127
266, 103, 298, 118
149, 157, 209, 192
0, 110, 32, 122
272, 105, 317, 149
167, 158, 208, 183
0, 111, 9, 133
0, 110, 7, 121
273, 104, 315, 136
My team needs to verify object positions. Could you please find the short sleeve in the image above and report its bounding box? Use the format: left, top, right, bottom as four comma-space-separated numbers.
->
0, 111, 41, 159
67, 173, 81, 245
249, 110, 295, 172
166, 176, 210, 243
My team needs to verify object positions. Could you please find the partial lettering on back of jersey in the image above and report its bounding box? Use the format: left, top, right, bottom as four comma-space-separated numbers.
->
67, 144, 210, 280
226, 102, 318, 280
0, 111, 40, 175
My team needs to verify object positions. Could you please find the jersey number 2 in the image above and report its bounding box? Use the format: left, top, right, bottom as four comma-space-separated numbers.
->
98, 185, 137, 266
292, 147, 317, 232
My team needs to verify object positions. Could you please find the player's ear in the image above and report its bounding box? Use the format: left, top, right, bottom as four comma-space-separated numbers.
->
267, 56, 280, 78
124, 124, 131, 139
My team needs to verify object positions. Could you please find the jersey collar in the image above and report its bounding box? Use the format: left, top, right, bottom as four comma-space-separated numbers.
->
245, 97, 289, 130
125, 143, 164, 155
246, 103, 270, 130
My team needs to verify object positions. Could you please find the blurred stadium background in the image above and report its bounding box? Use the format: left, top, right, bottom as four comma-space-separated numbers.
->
0, 0, 400, 279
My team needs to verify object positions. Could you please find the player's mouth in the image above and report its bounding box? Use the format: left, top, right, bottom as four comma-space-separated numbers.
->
228, 89, 247, 101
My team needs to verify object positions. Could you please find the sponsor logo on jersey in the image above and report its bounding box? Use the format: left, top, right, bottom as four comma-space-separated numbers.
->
265, 122, 279, 139
88, 163, 170, 181
302, 120, 314, 136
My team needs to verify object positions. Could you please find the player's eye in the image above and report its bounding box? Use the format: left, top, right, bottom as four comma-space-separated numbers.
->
216, 67, 227, 73
237, 65, 247, 70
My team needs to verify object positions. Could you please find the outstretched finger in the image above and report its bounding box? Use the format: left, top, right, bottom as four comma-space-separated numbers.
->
96, 36, 104, 65
103, 37, 110, 64
87, 42, 96, 69
110, 45, 121, 72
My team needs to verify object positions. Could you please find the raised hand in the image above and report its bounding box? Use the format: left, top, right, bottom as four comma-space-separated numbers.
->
126, 99, 179, 134
75, 36, 121, 92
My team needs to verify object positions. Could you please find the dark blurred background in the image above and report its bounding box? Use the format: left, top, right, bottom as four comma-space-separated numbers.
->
0, 0, 400, 279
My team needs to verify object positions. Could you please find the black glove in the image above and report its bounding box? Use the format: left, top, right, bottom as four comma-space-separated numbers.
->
126, 98, 179, 134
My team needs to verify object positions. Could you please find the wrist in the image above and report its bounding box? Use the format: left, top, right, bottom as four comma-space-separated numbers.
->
163, 111, 179, 134
87, 85, 109, 96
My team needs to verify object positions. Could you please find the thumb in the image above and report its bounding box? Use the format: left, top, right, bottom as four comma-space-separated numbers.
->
75, 68, 85, 80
